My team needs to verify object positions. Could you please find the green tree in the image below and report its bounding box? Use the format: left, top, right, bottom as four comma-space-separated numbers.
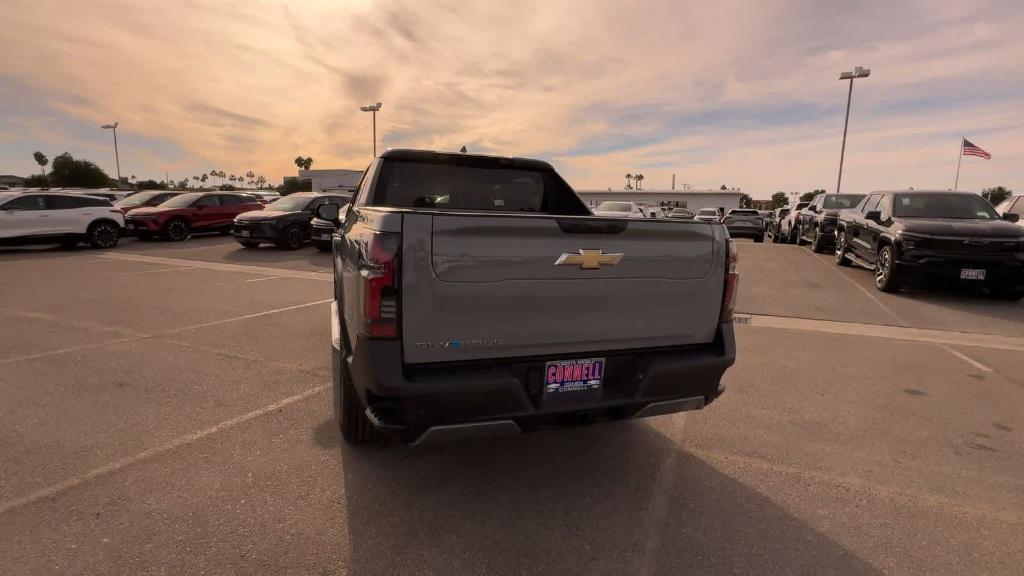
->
48, 152, 111, 188
624, 173, 633, 189
800, 189, 826, 202
982, 186, 1012, 206
201, 173, 208, 187
24, 174, 49, 187
33, 151, 48, 176
634, 173, 644, 190
294, 156, 305, 170
720, 184, 728, 190
771, 192, 787, 209
739, 193, 753, 209
302, 157, 314, 170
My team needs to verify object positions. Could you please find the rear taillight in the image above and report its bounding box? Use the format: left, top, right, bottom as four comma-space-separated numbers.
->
360, 232, 400, 338
720, 239, 739, 323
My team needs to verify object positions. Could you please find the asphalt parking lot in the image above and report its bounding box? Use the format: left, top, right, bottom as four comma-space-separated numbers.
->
1, 236, 1023, 575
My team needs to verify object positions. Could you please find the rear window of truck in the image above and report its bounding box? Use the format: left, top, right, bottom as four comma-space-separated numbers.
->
371, 159, 589, 215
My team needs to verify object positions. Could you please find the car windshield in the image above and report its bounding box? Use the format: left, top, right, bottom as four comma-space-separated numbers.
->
115, 191, 164, 207
268, 195, 314, 211
892, 193, 998, 219
822, 194, 865, 209
158, 193, 203, 208
596, 202, 633, 212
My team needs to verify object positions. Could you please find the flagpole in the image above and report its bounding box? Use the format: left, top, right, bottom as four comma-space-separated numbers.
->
953, 137, 964, 190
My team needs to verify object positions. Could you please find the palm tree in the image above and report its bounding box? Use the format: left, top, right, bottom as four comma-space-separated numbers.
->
209, 170, 218, 185
33, 151, 48, 176
294, 156, 305, 170
624, 173, 633, 189
200, 174, 208, 188
302, 157, 313, 170
218, 170, 225, 185
191, 175, 200, 188
635, 174, 644, 190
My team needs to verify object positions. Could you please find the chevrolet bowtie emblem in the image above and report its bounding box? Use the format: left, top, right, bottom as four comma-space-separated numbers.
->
554, 249, 624, 269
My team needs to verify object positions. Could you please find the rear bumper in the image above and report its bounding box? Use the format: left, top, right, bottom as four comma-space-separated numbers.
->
725, 227, 762, 239
339, 316, 735, 443
309, 225, 335, 246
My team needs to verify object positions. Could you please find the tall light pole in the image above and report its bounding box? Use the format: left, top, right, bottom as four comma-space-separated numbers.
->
359, 102, 382, 157
835, 66, 870, 195
101, 122, 121, 184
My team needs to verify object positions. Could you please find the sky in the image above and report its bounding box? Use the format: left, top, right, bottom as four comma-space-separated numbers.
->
1, 0, 1022, 199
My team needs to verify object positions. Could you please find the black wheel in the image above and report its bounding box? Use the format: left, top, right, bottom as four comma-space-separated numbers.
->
874, 245, 902, 292
335, 347, 378, 445
238, 239, 260, 248
754, 235, 764, 243
811, 228, 825, 253
990, 286, 1024, 301
835, 231, 851, 267
87, 221, 120, 249
279, 224, 305, 250
164, 218, 189, 242
796, 225, 809, 246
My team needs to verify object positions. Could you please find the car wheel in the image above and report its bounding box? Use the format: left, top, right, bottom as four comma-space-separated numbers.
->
874, 245, 902, 292
835, 231, 851, 266
87, 221, 120, 249
279, 224, 305, 250
238, 239, 260, 248
336, 348, 378, 445
811, 228, 824, 253
164, 218, 190, 242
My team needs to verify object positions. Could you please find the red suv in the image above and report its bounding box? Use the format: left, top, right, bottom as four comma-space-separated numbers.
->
124, 192, 264, 241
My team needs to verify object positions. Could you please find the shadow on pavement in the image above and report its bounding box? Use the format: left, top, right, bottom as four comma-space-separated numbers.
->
339, 422, 880, 575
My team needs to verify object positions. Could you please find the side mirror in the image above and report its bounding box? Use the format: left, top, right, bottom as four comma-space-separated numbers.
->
316, 203, 340, 224
1004, 212, 1020, 223
865, 210, 881, 222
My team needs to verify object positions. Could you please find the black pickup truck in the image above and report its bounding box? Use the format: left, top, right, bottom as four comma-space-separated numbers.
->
795, 193, 865, 252
835, 190, 1024, 299
316, 149, 738, 445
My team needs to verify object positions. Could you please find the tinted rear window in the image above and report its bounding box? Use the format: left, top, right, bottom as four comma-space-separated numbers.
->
372, 159, 588, 215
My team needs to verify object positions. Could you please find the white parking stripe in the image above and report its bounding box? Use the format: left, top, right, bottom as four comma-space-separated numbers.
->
0, 383, 330, 516
167, 299, 331, 333
97, 252, 332, 280
935, 344, 992, 372
113, 266, 195, 276
734, 314, 1024, 352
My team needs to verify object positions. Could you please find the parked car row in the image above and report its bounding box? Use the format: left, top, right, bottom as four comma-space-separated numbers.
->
769, 190, 1024, 300
0, 189, 351, 252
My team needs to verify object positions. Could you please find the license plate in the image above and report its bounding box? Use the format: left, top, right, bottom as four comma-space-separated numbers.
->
960, 268, 986, 280
239, 230, 251, 237
544, 358, 604, 394
318, 233, 332, 240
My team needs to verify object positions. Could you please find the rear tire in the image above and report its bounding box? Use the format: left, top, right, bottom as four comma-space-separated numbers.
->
337, 351, 378, 445
87, 221, 120, 249
874, 245, 902, 292
164, 218, 190, 242
796, 225, 809, 246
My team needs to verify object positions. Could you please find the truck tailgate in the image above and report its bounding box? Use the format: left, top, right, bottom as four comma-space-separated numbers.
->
401, 213, 727, 364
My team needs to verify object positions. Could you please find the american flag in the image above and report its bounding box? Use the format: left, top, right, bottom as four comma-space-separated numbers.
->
962, 138, 991, 159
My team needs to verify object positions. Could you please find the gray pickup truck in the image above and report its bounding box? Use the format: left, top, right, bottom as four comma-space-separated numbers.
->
316, 149, 738, 445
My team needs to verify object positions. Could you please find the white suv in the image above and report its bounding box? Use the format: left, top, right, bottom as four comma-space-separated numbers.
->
0, 192, 124, 249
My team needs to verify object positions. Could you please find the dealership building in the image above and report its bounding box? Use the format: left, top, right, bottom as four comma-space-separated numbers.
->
575, 188, 743, 212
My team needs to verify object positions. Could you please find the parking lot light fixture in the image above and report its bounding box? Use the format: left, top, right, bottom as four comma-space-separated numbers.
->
836, 67, 870, 195
360, 102, 382, 158
101, 122, 122, 183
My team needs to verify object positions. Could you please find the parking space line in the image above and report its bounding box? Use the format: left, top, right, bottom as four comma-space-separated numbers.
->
97, 252, 332, 280
113, 266, 196, 276
935, 344, 992, 372
803, 251, 908, 326
0, 383, 330, 516
0, 299, 333, 365
734, 314, 1024, 352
